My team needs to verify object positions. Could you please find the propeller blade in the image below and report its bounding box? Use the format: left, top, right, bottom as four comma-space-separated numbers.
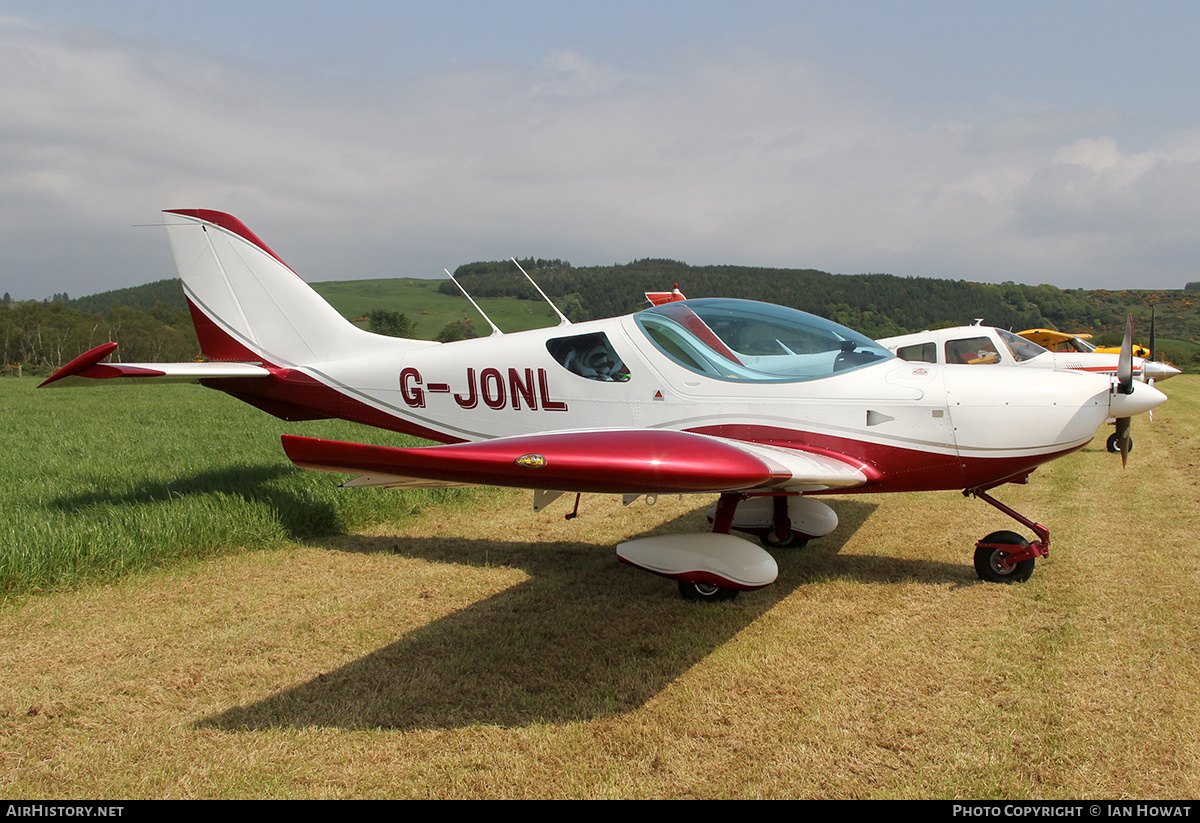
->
1117, 313, 1134, 395
1115, 416, 1132, 468
1149, 306, 1157, 365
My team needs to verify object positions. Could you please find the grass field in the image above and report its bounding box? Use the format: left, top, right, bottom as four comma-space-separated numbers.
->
0, 379, 477, 594
1, 377, 1197, 798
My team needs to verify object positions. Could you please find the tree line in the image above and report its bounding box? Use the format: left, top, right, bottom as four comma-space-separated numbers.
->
5, 264, 1199, 376
448, 258, 1195, 339
1, 298, 199, 376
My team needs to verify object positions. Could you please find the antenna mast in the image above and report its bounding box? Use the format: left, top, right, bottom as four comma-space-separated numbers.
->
511, 257, 571, 326
443, 268, 503, 337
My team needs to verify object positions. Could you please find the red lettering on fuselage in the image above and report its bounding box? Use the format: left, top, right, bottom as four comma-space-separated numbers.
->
509, 368, 537, 410
454, 368, 478, 409
401, 367, 569, 412
400, 367, 425, 408
480, 368, 506, 410
539, 369, 567, 412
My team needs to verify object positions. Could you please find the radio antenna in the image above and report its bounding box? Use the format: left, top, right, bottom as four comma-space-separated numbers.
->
511, 257, 571, 326
443, 268, 503, 336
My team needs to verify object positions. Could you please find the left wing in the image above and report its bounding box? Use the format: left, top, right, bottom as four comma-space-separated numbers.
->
281, 429, 870, 494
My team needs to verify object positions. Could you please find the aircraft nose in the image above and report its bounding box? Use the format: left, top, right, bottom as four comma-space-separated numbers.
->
1143, 360, 1182, 382
1110, 380, 1168, 418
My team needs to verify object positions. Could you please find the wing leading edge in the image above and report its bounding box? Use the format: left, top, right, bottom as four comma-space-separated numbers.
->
281, 429, 869, 494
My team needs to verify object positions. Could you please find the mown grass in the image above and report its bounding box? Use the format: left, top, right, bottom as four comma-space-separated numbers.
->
0, 378, 476, 595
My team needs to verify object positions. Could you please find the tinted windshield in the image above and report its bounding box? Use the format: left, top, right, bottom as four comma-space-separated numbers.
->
635, 298, 893, 382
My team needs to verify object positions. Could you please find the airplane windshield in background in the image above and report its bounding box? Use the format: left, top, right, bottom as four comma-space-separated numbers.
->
635, 298, 893, 382
997, 328, 1050, 363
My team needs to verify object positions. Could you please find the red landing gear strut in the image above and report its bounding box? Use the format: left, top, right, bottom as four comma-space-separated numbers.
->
709, 492, 745, 535
711, 491, 811, 549
964, 478, 1050, 584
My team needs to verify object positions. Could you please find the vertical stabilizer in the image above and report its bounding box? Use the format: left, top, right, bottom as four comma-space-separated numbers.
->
163, 209, 414, 366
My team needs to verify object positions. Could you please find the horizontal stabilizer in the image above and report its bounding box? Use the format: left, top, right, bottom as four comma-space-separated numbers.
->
282, 429, 798, 495
40, 343, 269, 387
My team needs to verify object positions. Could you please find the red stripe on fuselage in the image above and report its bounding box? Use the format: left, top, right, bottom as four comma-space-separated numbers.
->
183, 294, 461, 441
686, 423, 1087, 493
203, 370, 463, 444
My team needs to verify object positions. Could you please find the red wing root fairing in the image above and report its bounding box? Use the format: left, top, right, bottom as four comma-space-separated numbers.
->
281, 429, 791, 494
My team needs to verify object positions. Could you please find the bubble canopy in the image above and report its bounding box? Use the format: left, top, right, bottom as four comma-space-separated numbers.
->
634, 298, 894, 383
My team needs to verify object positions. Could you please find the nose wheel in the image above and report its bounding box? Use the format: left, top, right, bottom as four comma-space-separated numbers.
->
965, 482, 1050, 584
1106, 432, 1132, 454
973, 531, 1036, 583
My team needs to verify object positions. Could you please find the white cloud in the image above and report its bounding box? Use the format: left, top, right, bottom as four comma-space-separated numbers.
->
3, 16, 1200, 300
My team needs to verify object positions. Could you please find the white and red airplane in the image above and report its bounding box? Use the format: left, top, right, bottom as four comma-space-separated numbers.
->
41, 210, 1168, 600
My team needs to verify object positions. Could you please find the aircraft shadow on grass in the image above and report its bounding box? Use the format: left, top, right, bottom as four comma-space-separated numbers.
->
198, 497, 979, 733
50, 464, 343, 540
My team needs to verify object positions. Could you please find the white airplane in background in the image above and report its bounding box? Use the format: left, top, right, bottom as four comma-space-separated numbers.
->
879, 322, 1180, 382
41, 210, 1167, 600
878, 322, 1179, 459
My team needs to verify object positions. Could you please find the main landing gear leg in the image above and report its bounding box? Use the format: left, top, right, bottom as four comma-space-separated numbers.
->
964, 482, 1050, 583
676, 493, 747, 602
759, 494, 809, 549
709, 492, 746, 535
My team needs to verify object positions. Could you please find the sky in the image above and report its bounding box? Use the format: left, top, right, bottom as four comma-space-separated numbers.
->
3, 1, 1200, 300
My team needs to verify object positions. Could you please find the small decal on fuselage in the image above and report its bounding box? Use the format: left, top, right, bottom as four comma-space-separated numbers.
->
515, 453, 547, 468
400, 367, 568, 412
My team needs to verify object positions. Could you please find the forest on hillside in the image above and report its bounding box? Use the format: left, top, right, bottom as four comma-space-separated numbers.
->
1, 292, 198, 377
4, 263, 1199, 376
445, 258, 1200, 355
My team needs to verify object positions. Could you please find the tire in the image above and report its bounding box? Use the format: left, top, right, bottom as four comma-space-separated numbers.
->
1106, 433, 1131, 454
760, 529, 809, 550
678, 580, 739, 602
974, 530, 1035, 583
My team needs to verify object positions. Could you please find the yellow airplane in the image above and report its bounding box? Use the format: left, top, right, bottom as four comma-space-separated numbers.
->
1018, 328, 1153, 359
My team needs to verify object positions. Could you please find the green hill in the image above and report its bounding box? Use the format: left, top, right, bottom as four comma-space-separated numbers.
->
310, 278, 560, 338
